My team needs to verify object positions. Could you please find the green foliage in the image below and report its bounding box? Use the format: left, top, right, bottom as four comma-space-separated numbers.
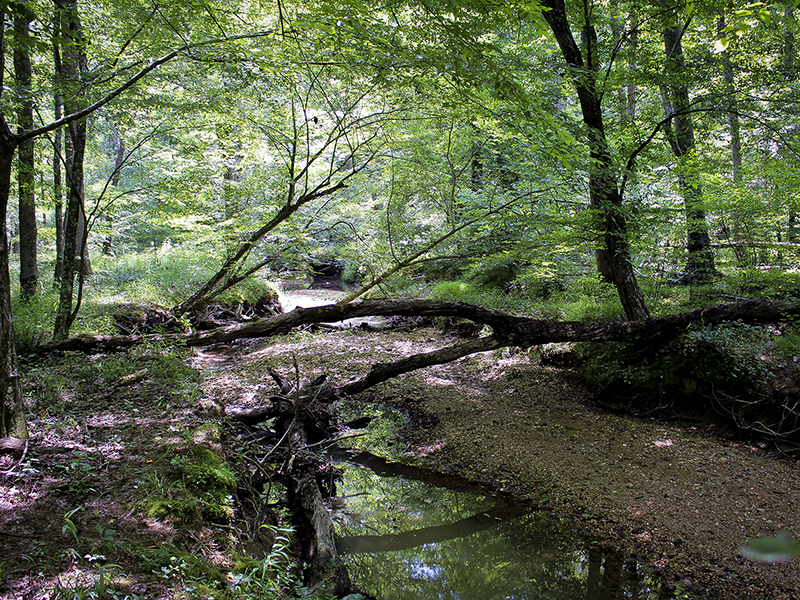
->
579, 322, 770, 410
91, 244, 226, 306
773, 323, 800, 358
531, 277, 625, 322
466, 256, 520, 289
12, 291, 58, 354
145, 443, 236, 525
23, 343, 201, 418
146, 546, 227, 591
430, 280, 478, 301
724, 269, 800, 300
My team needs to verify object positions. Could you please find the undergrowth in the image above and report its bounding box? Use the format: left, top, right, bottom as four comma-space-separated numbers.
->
577, 320, 800, 441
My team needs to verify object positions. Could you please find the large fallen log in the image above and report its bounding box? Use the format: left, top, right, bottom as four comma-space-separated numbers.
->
36, 298, 800, 355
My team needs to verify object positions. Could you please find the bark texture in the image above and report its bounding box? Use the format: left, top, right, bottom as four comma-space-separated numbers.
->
14, 12, 37, 298
540, 0, 650, 320
0, 118, 27, 440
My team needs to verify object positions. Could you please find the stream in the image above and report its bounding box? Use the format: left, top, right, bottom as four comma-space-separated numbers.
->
326, 404, 695, 600
276, 282, 704, 600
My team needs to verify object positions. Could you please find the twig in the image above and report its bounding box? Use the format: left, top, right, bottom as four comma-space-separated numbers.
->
2, 438, 29, 477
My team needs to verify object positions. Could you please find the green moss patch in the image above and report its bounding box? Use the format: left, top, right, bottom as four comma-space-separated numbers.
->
146, 442, 237, 525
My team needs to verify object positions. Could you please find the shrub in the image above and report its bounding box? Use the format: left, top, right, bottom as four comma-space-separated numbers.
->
12, 291, 58, 354
578, 322, 770, 416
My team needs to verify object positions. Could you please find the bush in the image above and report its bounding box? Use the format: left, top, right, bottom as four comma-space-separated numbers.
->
579, 322, 770, 415
724, 268, 800, 300
12, 291, 58, 354
430, 280, 478, 301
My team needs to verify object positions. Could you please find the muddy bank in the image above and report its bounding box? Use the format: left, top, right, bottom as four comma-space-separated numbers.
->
383, 356, 800, 600
219, 318, 800, 600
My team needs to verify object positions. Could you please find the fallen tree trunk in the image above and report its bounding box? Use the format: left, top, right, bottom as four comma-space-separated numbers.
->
240, 368, 359, 598
289, 473, 355, 596
36, 298, 800, 355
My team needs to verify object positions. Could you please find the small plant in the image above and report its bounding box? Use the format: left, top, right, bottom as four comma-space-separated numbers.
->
62, 507, 84, 544
87, 523, 117, 553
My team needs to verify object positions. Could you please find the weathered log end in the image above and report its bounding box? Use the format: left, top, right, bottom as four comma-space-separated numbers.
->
0, 437, 26, 456
290, 474, 356, 598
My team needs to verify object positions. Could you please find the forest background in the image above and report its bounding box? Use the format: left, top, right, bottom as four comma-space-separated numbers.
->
1, 0, 800, 597
1, 0, 799, 437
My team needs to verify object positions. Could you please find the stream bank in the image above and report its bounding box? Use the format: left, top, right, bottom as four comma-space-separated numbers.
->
215, 298, 800, 599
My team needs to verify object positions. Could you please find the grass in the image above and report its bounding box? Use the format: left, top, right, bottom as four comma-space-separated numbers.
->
10, 243, 280, 354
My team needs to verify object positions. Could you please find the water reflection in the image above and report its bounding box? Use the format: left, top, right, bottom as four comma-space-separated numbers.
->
331, 453, 678, 600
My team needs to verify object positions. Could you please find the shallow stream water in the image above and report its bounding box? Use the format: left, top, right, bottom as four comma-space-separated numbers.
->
327, 405, 701, 600
276, 284, 705, 599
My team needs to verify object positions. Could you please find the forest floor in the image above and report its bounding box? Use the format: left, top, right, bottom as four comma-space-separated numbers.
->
1, 292, 799, 599
215, 302, 800, 600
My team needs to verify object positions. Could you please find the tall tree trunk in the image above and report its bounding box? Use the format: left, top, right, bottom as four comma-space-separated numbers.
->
541, 0, 650, 320
53, 0, 89, 341
13, 12, 37, 299
0, 10, 27, 440
661, 15, 716, 284
53, 10, 65, 286
718, 15, 749, 265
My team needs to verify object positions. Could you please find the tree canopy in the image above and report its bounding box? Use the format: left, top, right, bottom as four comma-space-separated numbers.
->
0, 0, 799, 438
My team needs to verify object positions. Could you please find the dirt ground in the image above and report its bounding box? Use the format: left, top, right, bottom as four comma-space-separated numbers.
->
1, 313, 799, 600
217, 317, 800, 600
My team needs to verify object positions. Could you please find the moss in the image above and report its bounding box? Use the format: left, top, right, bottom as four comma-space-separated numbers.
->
144, 498, 199, 522
173, 446, 236, 497
201, 502, 234, 524
147, 443, 237, 525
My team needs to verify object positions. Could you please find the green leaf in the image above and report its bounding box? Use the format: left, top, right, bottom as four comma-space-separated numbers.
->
740, 532, 800, 563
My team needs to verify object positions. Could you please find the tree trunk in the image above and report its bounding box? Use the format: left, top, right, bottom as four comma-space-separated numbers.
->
14, 12, 37, 299
541, 0, 650, 320
0, 8, 27, 440
0, 134, 27, 439
662, 16, 716, 284
53, 0, 90, 341
53, 10, 65, 287
39, 298, 799, 359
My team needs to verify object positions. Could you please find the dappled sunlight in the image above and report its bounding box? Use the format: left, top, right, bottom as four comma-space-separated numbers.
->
422, 375, 454, 387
